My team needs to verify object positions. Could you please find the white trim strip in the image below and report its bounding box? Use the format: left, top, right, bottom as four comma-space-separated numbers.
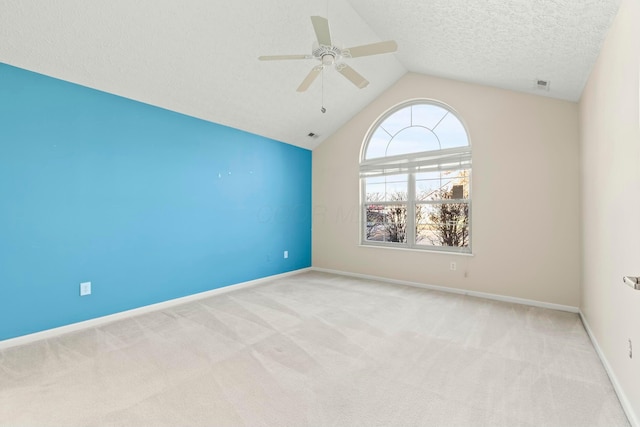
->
312, 267, 637, 424
580, 312, 638, 427
0, 268, 311, 350
311, 267, 579, 313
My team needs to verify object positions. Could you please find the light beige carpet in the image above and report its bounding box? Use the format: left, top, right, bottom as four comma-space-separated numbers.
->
0, 271, 630, 426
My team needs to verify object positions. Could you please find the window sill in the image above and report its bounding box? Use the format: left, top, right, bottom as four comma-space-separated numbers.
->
358, 243, 474, 257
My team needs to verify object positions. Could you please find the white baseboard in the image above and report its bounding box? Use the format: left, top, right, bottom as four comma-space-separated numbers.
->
311, 268, 638, 424
580, 312, 638, 427
311, 267, 580, 313
0, 268, 311, 350
4, 266, 634, 425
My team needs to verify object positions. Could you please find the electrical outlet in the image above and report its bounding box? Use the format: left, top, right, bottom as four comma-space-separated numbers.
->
284, 250, 289, 259
80, 281, 91, 296
450, 262, 457, 271
629, 339, 633, 359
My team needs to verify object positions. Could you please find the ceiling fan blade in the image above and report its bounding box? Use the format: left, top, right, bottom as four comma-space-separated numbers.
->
258, 54, 311, 61
343, 40, 398, 58
310, 16, 332, 46
297, 66, 323, 92
336, 64, 369, 89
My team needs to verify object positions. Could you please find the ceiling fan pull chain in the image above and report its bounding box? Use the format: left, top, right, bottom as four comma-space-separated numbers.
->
321, 69, 325, 112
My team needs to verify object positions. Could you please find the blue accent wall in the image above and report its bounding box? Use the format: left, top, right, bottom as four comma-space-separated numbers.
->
0, 63, 312, 341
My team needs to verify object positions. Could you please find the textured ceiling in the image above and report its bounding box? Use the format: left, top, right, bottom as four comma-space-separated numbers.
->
349, 0, 622, 102
0, 0, 621, 149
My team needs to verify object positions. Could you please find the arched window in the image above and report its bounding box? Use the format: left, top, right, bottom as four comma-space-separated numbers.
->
360, 100, 471, 253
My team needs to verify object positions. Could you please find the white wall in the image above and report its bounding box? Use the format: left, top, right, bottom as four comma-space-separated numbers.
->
580, 0, 640, 422
313, 72, 581, 307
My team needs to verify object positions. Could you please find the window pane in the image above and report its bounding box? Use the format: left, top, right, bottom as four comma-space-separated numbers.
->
433, 112, 469, 149
416, 170, 469, 201
365, 204, 407, 243
386, 127, 440, 156
365, 127, 391, 159
365, 175, 408, 202
379, 107, 411, 135
416, 171, 453, 200
411, 104, 449, 129
416, 203, 469, 247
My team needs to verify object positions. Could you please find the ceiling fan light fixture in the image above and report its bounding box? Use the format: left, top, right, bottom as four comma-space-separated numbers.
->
321, 54, 335, 66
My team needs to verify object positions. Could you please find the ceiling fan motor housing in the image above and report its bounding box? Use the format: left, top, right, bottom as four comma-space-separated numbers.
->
313, 45, 342, 65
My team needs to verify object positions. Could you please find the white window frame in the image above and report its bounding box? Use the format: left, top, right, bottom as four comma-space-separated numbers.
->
359, 100, 472, 254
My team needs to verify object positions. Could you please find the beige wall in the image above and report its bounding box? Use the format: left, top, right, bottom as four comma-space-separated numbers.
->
580, 0, 640, 422
313, 72, 581, 307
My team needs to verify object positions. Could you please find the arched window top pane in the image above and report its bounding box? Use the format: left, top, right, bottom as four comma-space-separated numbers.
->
363, 101, 469, 161
386, 127, 439, 157
379, 107, 411, 135
365, 127, 391, 159
433, 111, 468, 150
411, 104, 449, 129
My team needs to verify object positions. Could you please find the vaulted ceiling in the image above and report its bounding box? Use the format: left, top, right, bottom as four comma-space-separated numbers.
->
0, 0, 621, 149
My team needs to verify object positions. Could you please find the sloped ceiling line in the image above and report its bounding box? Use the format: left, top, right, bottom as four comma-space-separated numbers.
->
0, 0, 621, 149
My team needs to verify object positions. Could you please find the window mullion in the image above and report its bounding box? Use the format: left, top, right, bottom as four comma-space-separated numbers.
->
360, 178, 367, 244
407, 172, 416, 247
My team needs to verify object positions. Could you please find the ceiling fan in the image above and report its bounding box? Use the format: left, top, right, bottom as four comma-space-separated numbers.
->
258, 16, 398, 92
